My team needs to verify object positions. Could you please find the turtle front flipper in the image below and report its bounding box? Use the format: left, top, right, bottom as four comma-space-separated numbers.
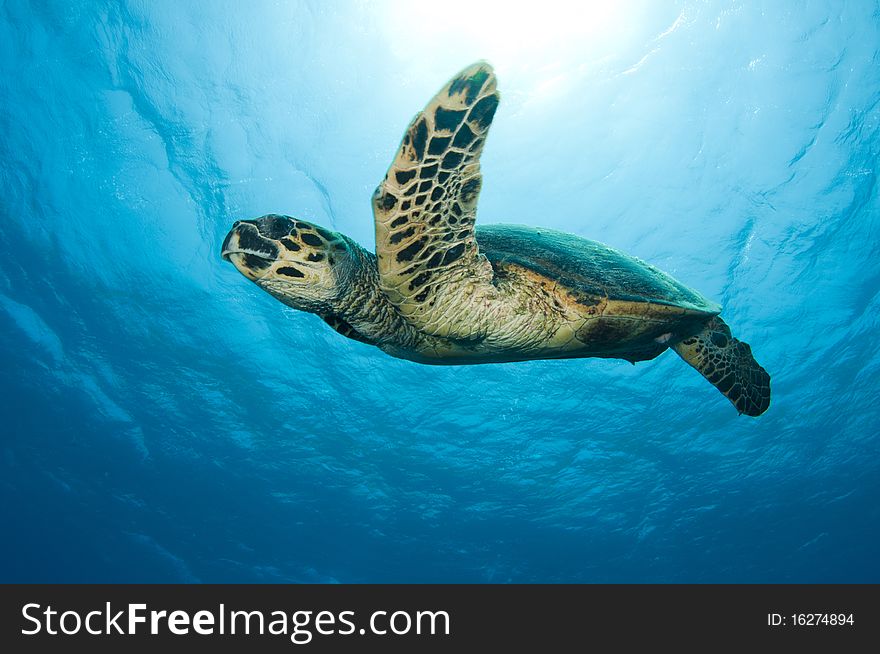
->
672, 317, 771, 416
372, 62, 499, 339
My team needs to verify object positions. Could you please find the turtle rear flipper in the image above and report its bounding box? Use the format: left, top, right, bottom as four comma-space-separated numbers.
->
672, 317, 771, 416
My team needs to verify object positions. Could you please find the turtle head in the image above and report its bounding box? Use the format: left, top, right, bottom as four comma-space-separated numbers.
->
221, 214, 354, 313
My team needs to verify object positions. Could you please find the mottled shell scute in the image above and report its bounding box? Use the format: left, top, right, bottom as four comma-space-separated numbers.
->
475, 224, 721, 314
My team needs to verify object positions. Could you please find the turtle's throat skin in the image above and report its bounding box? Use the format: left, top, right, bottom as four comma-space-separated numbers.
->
331, 240, 423, 349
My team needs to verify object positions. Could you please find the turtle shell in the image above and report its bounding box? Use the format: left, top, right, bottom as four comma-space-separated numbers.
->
475, 224, 720, 314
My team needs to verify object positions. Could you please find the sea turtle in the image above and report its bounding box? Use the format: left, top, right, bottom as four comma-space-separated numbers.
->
221, 62, 770, 416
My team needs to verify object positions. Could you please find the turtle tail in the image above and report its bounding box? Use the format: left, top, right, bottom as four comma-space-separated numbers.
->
672, 316, 771, 416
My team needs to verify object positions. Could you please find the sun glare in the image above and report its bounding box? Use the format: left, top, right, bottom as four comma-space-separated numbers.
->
381, 0, 645, 85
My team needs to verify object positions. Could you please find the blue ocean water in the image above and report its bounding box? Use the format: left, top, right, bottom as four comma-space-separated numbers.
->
1, 0, 878, 583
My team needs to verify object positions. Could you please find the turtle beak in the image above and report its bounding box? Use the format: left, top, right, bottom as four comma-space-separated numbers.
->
221, 221, 279, 281
220, 223, 239, 261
